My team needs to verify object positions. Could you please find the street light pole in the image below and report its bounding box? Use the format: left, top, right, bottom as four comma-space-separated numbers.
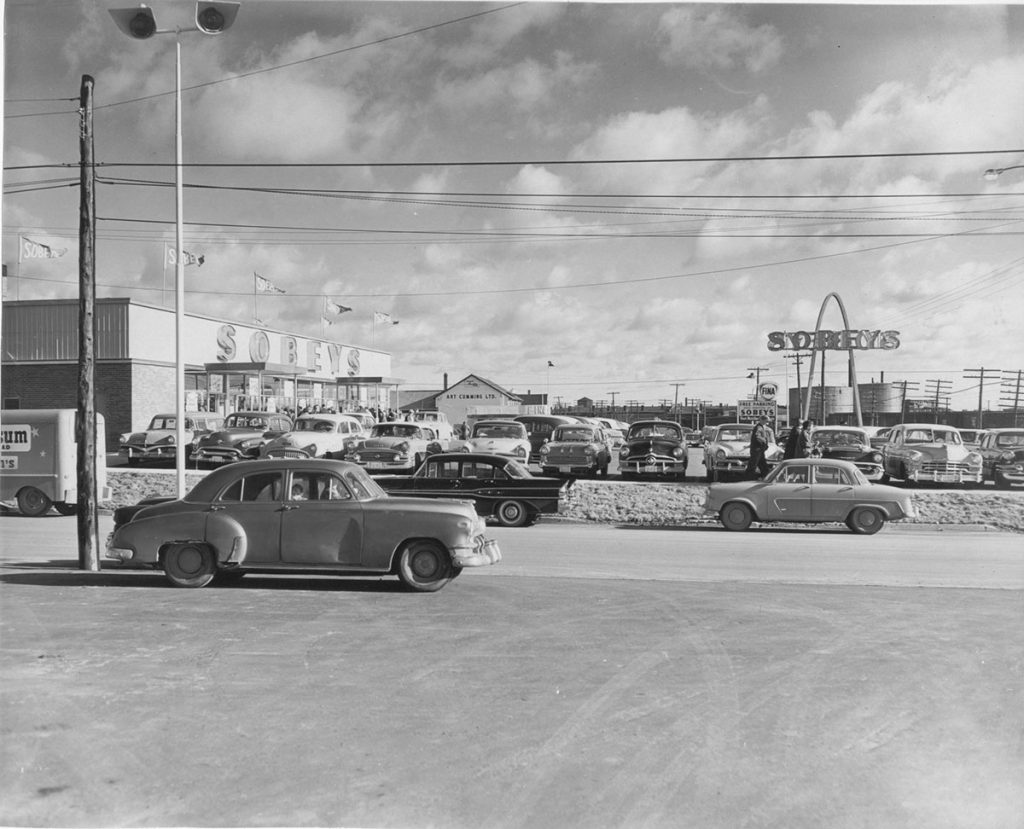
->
110, 3, 240, 498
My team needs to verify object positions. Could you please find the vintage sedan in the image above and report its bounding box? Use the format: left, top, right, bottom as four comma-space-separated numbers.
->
191, 411, 293, 466
514, 414, 580, 463
539, 423, 612, 477
977, 428, 1024, 489
455, 420, 531, 463
704, 458, 918, 534
618, 420, 688, 480
344, 422, 443, 472
703, 423, 782, 482
810, 425, 884, 480
259, 413, 368, 459
119, 412, 223, 465
106, 459, 500, 592
375, 452, 569, 527
880, 423, 983, 485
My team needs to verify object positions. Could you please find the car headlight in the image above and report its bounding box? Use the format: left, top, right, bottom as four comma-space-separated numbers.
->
870, 452, 882, 463
118, 433, 130, 445
998, 451, 1015, 463
967, 452, 982, 466
715, 448, 727, 459
514, 446, 527, 458
672, 447, 684, 458
539, 445, 550, 456
395, 441, 410, 452
240, 438, 262, 449
619, 446, 629, 457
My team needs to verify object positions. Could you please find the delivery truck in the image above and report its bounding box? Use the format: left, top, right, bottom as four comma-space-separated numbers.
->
1, 409, 111, 516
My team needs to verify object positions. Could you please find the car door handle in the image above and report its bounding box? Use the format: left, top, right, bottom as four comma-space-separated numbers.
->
281, 504, 299, 511
209, 505, 225, 512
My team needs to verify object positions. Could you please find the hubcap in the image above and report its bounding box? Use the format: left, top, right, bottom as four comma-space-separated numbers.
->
178, 547, 203, 574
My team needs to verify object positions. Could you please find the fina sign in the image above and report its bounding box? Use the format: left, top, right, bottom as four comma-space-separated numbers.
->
758, 382, 778, 402
767, 329, 900, 351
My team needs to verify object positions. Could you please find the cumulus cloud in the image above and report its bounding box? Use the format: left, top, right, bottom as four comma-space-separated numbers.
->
657, 6, 783, 74
435, 52, 595, 111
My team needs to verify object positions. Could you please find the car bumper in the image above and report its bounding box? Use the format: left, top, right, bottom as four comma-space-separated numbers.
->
620, 459, 687, 476
120, 446, 177, 461
452, 537, 501, 568
906, 469, 983, 483
992, 464, 1024, 483
193, 449, 250, 464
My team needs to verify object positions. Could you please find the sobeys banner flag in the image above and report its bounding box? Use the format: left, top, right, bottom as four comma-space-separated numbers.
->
20, 236, 68, 260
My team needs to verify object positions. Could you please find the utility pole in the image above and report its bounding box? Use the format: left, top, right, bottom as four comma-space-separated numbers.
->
671, 383, 685, 414
1001, 370, 1023, 426
783, 352, 811, 424
924, 378, 952, 421
746, 366, 768, 397
607, 391, 618, 411
77, 75, 100, 571
896, 380, 919, 422
962, 367, 1001, 429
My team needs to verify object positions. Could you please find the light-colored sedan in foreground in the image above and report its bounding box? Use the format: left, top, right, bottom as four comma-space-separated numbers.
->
703, 458, 917, 534
106, 459, 500, 591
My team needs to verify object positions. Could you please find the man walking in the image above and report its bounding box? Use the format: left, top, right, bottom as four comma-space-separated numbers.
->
746, 415, 772, 479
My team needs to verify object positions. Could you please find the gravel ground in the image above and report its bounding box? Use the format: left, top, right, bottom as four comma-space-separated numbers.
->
103, 470, 1024, 533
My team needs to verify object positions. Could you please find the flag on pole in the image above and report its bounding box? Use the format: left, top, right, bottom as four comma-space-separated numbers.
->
547, 361, 555, 367
322, 315, 335, 327
326, 299, 352, 315
374, 311, 400, 325
20, 236, 68, 260
166, 246, 204, 267
255, 273, 285, 294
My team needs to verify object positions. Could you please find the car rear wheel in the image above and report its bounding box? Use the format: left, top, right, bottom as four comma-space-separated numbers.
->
17, 487, 52, 517
397, 541, 453, 592
847, 507, 885, 535
495, 499, 529, 527
720, 502, 754, 531
163, 542, 217, 588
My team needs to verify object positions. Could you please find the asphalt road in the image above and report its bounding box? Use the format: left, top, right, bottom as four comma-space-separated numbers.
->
1, 516, 1021, 828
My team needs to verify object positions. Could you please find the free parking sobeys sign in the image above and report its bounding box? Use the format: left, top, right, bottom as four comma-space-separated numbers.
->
737, 400, 776, 421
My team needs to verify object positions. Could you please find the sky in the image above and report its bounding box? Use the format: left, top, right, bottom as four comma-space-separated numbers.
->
3, 1, 1024, 414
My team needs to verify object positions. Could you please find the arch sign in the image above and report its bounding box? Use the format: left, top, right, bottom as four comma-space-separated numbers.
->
765, 293, 902, 425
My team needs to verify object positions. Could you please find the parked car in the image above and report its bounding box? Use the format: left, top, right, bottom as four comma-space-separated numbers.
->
539, 422, 612, 477
868, 427, 892, 450
683, 427, 704, 448
191, 411, 293, 466
704, 458, 918, 534
880, 423, 983, 485
957, 428, 986, 449
105, 459, 500, 591
259, 413, 368, 459
374, 452, 569, 527
119, 412, 223, 465
344, 422, 443, 473
809, 425, 884, 481
514, 415, 580, 463
618, 419, 689, 480
455, 420, 531, 463
592, 418, 626, 449
703, 423, 782, 482
976, 428, 1024, 489
407, 411, 455, 449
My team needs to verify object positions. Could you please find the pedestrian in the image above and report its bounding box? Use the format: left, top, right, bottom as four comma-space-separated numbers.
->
746, 415, 771, 479
797, 420, 814, 458
783, 421, 802, 459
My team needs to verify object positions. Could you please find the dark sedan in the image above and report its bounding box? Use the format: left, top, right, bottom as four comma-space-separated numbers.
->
374, 452, 569, 527
618, 419, 688, 480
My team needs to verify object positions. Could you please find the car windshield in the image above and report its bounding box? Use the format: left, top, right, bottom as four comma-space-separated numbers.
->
629, 424, 683, 439
473, 423, 527, 438
995, 432, 1024, 447
371, 424, 420, 438
904, 428, 962, 445
148, 417, 175, 429
294, 419, 337, 433
343, 466, 385, 500
813, 430, 866, 447
552, 427, 597, 442
225, 415, 269, 429
716, 427, 751, 442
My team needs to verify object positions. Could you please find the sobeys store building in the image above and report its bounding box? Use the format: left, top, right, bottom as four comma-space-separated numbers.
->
1, 298, 401, 445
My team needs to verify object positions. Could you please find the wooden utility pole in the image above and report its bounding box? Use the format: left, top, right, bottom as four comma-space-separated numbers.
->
963, 367, 1000, 429
77, 75, 100, 571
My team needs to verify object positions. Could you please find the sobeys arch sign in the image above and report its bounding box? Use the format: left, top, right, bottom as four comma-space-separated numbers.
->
766, 293, 900, 425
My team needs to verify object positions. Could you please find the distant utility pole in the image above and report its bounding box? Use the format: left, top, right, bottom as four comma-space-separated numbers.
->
77, 75, 100, 572
924, 378, 952, 421
671, 383, 685, 412
962, 367, 1001, 429
897, 380, 919, 422
783, 352, 811, 423
746, 366, 769, 396
1001, 370, 1023, 426
607, 391, 618, 410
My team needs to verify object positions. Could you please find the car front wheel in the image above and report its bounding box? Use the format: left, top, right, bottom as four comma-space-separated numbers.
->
163, 542, 217, 588
847, 507, 885, 535
397, 541, 453, 592
495, 500, 529, 527
720, 502, 754, 531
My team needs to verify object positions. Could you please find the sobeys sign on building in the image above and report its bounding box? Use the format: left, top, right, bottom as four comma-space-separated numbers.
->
767, 329, 900, 351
